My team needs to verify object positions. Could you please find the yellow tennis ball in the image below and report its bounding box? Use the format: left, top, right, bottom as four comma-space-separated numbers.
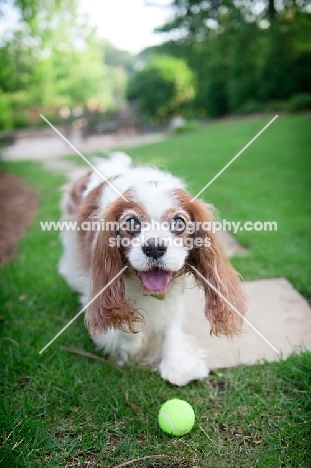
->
158, 399, 195, 436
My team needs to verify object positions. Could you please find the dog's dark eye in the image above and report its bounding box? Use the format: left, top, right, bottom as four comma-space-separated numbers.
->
125, 217, 141, 235
171, 217, 186, 233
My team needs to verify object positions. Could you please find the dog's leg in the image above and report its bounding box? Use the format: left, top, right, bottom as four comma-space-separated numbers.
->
159, 298, 209, 386
93, 328, 145, 366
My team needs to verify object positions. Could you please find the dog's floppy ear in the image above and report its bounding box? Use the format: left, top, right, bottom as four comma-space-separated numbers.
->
85, 198, 142, 336
189, 199, 246, 336
173, 189, 246, 336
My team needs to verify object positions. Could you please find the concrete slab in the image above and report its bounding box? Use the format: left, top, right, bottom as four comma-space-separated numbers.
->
2, 133, 167, 160
184, 276, 311, 369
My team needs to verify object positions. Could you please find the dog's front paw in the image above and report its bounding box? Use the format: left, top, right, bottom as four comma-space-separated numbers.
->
159, 356, 209, 386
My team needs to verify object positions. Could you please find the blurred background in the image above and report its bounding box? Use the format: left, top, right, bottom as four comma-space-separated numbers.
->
0, 0, 310, 142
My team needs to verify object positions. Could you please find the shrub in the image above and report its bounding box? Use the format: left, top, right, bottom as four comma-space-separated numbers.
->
12, 112, 32, 129
127, 56, 195, 122
285, 93, 311, 112
0, 90, 13, 130
233, 100, 264, 115
263, 100, 287, 112
170, 119, 199, 134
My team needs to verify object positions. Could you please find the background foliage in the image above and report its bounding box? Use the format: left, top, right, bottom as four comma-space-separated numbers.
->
127, 55, 194, 121
0, 0, 310, 128
147, 0, 311, 117
0, 0, 135, 129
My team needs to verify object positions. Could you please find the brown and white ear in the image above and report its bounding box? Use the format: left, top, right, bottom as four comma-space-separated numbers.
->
61, 170, 91, 218
85, 200, 142, 336
185, 196, 246, 336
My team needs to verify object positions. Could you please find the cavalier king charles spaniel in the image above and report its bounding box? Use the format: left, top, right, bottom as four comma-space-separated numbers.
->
59, 152, 246, 386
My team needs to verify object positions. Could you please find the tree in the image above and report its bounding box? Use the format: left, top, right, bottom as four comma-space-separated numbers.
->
259, 16, 311, 101
151, 0, 311, 117
0, 0, 124, 129
227, 22, 260, 111
0, 0, 77, 30
101, 40, 136, 108
127, 55, 194, 121
156, 0, 311, 33
102, 39, 136, 74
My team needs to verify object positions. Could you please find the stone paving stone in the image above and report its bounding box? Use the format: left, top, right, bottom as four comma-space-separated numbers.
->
2, 133, 167, 160
184, 276, 311, 369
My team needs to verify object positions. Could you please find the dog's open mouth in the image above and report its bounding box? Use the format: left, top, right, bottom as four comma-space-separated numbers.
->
136, 269, 174, 293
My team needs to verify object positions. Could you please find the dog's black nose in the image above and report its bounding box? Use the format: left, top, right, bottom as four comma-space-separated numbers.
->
142, 238, 167, 259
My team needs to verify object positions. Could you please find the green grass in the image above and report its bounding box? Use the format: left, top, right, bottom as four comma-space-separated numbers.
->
1, 114, 311, 467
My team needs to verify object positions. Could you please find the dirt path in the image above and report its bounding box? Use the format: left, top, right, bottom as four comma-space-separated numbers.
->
0, 173, 38, 264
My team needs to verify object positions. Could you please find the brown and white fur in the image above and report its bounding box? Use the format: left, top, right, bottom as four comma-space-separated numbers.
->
59, 153, 246, 386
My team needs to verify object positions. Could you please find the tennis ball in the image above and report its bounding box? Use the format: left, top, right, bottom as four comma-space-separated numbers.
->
158, 399, 195, 436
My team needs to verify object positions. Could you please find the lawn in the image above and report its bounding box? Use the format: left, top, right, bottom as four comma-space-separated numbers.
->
1, 114, 311, 467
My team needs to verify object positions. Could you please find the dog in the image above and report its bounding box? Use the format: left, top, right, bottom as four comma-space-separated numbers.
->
59, 153, 246, 386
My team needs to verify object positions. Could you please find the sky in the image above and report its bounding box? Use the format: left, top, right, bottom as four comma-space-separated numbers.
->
79, 0, 173, 54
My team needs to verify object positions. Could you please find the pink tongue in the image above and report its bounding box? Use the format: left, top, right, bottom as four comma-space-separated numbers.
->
138, 270, 173, 292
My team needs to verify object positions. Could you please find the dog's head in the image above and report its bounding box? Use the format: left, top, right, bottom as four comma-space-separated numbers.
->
85, 183, 246, 336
